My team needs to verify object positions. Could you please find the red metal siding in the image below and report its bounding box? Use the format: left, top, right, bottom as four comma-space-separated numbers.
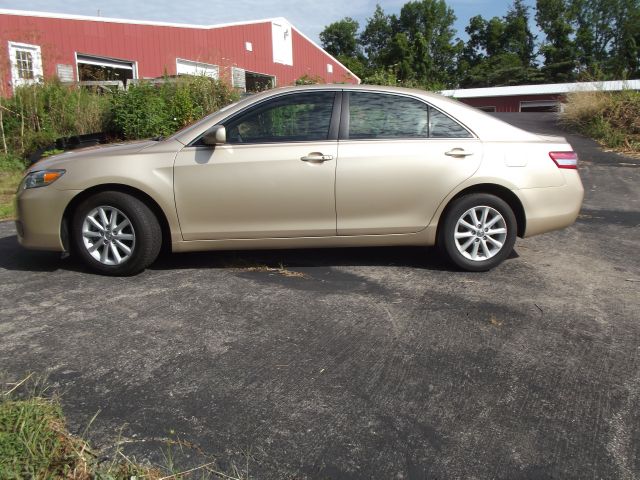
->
0, 13, 358, 93
459, 94, 562, 112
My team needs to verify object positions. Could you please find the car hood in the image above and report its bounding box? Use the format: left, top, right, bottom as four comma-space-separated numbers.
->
28, 139, 158, 171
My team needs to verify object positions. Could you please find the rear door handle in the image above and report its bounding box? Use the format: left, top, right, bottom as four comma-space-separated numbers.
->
445, 149, 474, 157
300, 153, 334, 162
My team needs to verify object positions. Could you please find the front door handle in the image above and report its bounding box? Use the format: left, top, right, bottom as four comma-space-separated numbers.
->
301, 153, 334, 163
445, 148, 474, 157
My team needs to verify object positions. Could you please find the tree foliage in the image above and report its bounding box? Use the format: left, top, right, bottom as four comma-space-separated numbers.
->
319, 0, 640, 89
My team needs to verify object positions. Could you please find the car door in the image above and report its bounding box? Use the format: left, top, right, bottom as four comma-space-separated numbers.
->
336, 91, 483, 235
174, 91, 340, 240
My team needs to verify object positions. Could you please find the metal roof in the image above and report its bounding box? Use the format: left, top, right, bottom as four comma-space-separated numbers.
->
440, 80, 640, 98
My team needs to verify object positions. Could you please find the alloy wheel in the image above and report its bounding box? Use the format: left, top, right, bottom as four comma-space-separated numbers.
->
454, 206, 507, 261
81, 206, 136, 265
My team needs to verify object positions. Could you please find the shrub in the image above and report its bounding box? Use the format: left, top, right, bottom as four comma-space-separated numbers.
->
110, 83, 172, 139
1, 80, 113, 156
295, 74, 324, 85
562, 90, 640, 152
110, 76, 239, 139
0, 77, 240, 162
0, 153, 28, 172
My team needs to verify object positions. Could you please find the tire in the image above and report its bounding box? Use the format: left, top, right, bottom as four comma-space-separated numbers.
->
71, 191, 162, 276
439, 193, 517, 272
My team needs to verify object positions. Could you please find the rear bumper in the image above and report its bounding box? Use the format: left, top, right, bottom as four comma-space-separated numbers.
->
15, 186, 80, 251
520, 170, 584, 237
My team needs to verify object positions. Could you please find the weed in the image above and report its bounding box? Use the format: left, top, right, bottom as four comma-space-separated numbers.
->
0, 374, 251, 479
0, 165, 24, 220
225, 259, 307, 278
562, 89, 640, 155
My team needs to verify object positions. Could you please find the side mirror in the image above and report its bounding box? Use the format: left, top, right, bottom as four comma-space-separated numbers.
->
202, 125, 226, 146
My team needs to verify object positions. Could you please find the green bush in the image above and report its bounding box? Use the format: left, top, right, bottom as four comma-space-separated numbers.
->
0, 76, 240, 163
0, 80, 112, 157
0, 153, 27, 172
110, 77, 239, 139
110, 83, 172, 139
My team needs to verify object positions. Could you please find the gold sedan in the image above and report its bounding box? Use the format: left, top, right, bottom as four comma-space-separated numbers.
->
15, 85, 584, 275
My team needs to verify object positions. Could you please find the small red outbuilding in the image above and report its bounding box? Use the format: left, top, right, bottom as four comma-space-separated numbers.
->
440, 80, 640, 113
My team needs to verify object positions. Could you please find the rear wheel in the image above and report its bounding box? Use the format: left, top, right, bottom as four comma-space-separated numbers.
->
72, 191, 161, 276
439, 193, 517, 271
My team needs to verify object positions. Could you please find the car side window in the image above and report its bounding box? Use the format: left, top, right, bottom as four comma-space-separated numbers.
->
225, 92, 335, 144
429, 107, 473, 138
348, 92, 430, 139
347, 92, 473, 140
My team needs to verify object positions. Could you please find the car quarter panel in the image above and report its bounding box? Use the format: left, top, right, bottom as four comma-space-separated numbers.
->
424, 139, 584, 240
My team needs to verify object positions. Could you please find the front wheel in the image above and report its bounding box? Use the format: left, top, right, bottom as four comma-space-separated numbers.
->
71, 191, 162, 276
439, 193, 517, 272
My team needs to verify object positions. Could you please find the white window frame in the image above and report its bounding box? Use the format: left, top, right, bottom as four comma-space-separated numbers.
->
8, 41, 43, 87
75, 53, 138, 81
176, 58, 219, 79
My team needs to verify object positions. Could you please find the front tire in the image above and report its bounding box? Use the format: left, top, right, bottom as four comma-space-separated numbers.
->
72, 191, 162, 276
439, 193, 517, 272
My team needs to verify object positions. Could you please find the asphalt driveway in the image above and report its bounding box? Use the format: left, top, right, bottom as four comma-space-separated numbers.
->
1, 113, 639, 479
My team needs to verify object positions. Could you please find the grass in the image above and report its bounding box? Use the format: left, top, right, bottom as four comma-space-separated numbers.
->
0, 169, 24, 221
0, 374, 249, 479
562, 89, 640, 156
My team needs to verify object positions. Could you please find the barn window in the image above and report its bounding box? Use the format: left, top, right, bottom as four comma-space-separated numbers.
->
8, 42, 43, 87
76, 53, 136, 85
519, 100, 560, 112
176, 59, 219, 79
232, 67, 275, 93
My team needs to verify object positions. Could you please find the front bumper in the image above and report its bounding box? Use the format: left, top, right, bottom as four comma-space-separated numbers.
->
15, 185, 80, 251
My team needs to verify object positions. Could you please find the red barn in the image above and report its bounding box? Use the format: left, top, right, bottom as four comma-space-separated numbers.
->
0, 8, 360, 95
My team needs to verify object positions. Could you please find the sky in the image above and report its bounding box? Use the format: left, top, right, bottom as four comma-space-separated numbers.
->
0, 0, 538, 43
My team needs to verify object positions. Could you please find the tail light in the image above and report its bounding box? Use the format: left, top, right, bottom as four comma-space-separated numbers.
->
549, 151, 578, 169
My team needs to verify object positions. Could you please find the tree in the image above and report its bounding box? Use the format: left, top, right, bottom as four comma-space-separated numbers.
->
503, 0, 536, 67
319, 17, 361, 58
457, 1, 542, 87
320, 17, 367, 79
607, 0, 640, 78
536, 0, 577, 82
360, 4, 395, 70
570, 0, 618, 76
396, 0, 460, 86
566, 0, 640, 78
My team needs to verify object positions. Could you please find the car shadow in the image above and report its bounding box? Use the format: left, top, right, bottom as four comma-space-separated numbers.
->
150, 245, 453, 272
0, 234, 520, 274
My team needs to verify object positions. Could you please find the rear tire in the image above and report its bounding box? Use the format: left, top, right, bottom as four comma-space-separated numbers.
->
439, 193, 517, 272
72, 191, 162, 276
